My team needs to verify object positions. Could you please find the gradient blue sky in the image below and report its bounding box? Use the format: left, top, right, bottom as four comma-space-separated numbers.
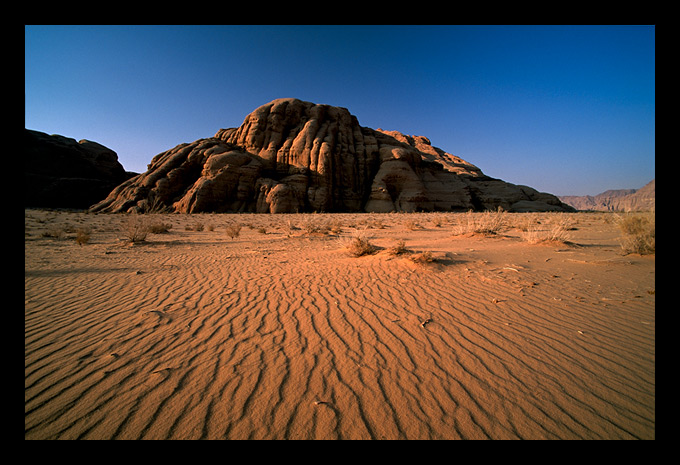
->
25, 25, 655, 196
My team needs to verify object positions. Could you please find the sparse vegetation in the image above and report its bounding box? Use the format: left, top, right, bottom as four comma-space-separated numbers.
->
452, 207, 507, 236
409, 250, 435, 264
521, 223, 572, 245
75, 227, 91, 245
430, 214, 448, 228
186, 222, 204, 232
404, 219, 421, 231
617, 213, 655, 255
343, 230, 378, 257
521, 214, 574, 245
42, 226, 65, 239
387, 239, 411, 256
120, 214, 149, 243
148, 221, 172, 234
225, 223, 242, 239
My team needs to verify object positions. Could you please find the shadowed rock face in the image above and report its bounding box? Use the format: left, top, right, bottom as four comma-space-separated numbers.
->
25, 129, 132, 209
90, 98, 574, 214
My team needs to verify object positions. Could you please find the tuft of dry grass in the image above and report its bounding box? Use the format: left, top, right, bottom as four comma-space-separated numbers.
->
342, 230, 378, 257
75, 227, 91, 245
148, 221, 172, 234
185, 222, 204, 232
429, 214, 448, 228
403, 219, 421, 231
225, 223, 242, 239
617, 213, 655, 255
120, 215, 149, 243
522, 223, 572, 245
42, 226, 65, 239
452, 207, 507, 236
409, 250, 435, 264
387, 239, 411, 256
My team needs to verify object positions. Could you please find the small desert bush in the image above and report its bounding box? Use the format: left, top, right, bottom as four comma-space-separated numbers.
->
403, 219, 421, 231
185, 222, 204, 232
452, 207, 507, 236
617, 213, 655, 255
430, 214, 448, 228
120, 214, 149, 243
148, 221, 172, 234
342, 230, 378, 257
301, 218, 322, 234
387, 239, 411, 256
75, 227, 91, 245
367, 217, 386, 229
409, 250, 435, 264
282, 219, 301, 236
522, 223, 572, 245
42, 226, 65, 239
225, 223, 242, 239
326, 219, 343, 234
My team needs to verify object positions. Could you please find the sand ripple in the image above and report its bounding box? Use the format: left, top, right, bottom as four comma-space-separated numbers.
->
25, 212, 654, 439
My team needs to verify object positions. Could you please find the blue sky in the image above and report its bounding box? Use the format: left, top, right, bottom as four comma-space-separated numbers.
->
25, 25, 655, 196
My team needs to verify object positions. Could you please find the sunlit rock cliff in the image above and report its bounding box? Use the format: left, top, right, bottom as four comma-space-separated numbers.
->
90, 98, 574, 214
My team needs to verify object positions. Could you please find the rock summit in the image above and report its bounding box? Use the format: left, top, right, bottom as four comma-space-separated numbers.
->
90, 98, 574, 214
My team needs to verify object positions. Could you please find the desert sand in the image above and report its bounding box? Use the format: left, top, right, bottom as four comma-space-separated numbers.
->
25, 210, 655, 440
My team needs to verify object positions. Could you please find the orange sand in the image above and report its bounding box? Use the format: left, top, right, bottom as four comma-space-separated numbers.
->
25, 210, 654, 439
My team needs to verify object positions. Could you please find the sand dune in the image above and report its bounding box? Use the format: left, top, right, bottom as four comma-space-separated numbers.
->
25, 210, 654, 439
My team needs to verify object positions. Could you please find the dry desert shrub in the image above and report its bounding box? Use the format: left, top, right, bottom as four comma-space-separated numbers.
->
521, 223, 572, 245
225, 223, 242, 239
75, 227, 91, 245
403, 219, 421, 231
387, 239, 411, 256
617, 213, 655, 255
510, 212, 542, 232
521, 213, 574, 245
185, 222, 204, 232
409, 250, 435, 264
358, 216, 386, 229
342, 230, 378, 257
120, 214, 149, 243
301, 218, 326, 235
42, 226, 66, 239
452, 207, 507, 236
429, 214, 448, 228
326, 218, 343, 234
148, 221, 172, 234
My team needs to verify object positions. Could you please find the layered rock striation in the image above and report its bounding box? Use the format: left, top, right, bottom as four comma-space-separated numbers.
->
559, 179, 655, 212
90, 98, 574, 214
25, 129, 132, 209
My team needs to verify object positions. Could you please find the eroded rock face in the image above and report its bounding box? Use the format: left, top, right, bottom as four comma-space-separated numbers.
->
559, 179, 655, 212
25, 129, 132, 209
90, 98, 574, 214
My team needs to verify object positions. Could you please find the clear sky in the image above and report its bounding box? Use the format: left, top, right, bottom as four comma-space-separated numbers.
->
25, 25, 655, 196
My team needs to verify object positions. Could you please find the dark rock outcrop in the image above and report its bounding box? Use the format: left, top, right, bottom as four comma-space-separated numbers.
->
90, 98, 574, 214
25, 129, 132, 209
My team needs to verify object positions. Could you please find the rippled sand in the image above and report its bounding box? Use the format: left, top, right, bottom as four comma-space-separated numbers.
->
25, 210, 655, 439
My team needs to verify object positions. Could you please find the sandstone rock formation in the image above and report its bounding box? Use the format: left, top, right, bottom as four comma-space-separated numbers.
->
25, 129, 133, 209
90, 98, 574, 214
559, 179, 655, 212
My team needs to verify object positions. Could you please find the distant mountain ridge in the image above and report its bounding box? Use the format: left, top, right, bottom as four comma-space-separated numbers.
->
559, 179, 655, 211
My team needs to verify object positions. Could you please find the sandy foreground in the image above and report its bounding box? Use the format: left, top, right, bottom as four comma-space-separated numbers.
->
25, 209, 655, 440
